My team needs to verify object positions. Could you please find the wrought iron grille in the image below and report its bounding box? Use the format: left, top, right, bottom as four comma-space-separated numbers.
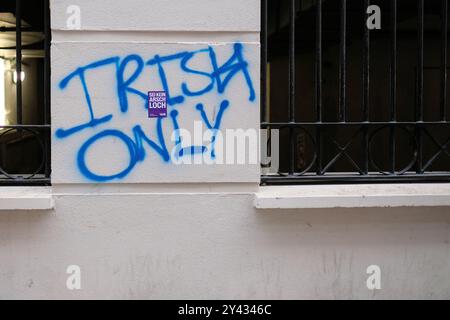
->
261, 0, 450, 184
0, 0, 50, 186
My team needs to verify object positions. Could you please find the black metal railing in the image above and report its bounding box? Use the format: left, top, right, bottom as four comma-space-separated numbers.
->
261, 0, 450, 184
0, 0, 50, 186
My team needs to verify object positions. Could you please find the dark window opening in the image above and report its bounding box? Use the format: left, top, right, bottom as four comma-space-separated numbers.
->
0, 0, 50, 186
261, 0, 450, 184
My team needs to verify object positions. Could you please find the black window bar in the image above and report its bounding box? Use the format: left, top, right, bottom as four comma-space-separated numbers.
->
261, 0, 450, 184
0, 0, 51, 186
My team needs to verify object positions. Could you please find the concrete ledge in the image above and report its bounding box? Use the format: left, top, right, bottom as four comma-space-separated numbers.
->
254, 184, 450, 209
0, 187, 54, 211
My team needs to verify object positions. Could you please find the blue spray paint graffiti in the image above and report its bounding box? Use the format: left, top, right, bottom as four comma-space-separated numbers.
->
56, 43, 255, 182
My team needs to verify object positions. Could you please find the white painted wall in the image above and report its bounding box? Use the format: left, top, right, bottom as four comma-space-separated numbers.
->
0, 0, 449, 299
50, 0, 260, 32
1, 193, 449, 300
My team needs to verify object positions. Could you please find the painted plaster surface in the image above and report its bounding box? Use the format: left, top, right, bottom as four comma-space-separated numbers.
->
52, 42, 260, 183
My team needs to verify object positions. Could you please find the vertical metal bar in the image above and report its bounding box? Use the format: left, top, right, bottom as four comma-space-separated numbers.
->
261, 0, 267, 124
288, 0, 296, 175
289, 0, 295, 123
44, 0, 51, 179
315, 0, 323, 123
16, 0, 22, 125
415, 0, 424, 173
363, 0, 370, 174
44, 0, 50, 126
441, 0, 448, 121
390, 0, 397, 122
417, 0, 424, 122
389, 0, 397, 174
339, 0, 347, 122
315, 0, 323, 175
363, 0, 370, 122
416, 0, 425, 173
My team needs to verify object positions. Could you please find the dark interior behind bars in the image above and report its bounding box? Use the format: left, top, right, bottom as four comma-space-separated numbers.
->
262, 0, 450, 184
0, 0, 50, 185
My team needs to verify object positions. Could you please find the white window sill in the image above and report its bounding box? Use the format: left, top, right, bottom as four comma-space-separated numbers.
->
0, 187, 54, 211
2, 184, 450, 210
254, 184, 450, 209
